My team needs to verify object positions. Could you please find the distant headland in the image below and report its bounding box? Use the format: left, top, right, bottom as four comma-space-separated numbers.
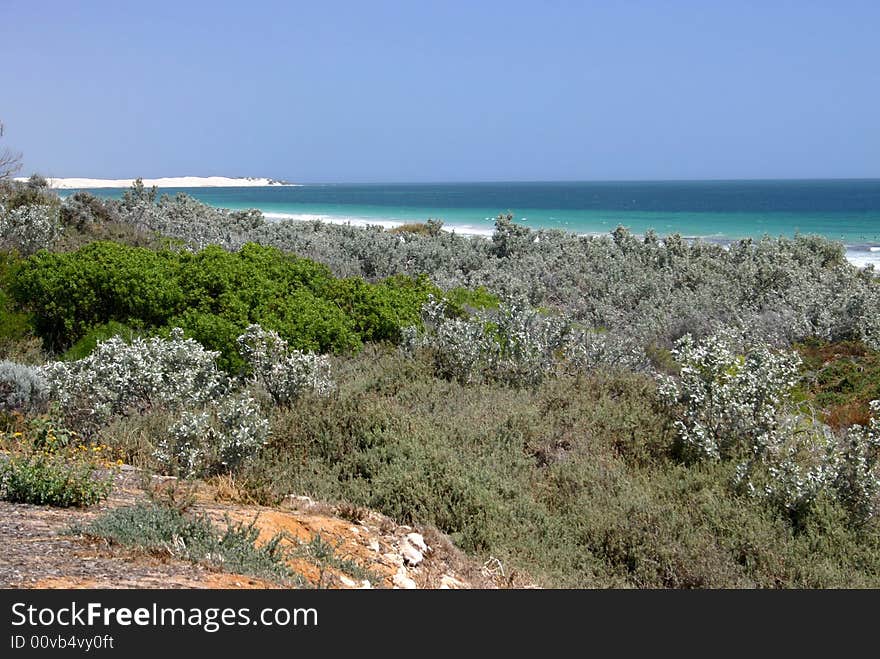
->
13, 176, 297, 189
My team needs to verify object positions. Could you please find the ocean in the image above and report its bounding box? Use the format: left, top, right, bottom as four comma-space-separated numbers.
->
62, 179, 880, 267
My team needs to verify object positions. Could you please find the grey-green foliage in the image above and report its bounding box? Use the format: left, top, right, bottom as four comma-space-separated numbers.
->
404, 295, 648, 387
156, 393, 270, 478
404, 295, 570, 386
236, 323, 334, 406
94, 185, 879, 353
39, 328, 229, 432
833, 400, 880, 524
660, 329, 880, 525
658, 328, 803, 461
0, 203, 61, 255
0, 360, 48, 413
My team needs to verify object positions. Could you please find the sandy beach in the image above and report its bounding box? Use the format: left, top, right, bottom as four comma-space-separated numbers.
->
14, 176, 295, 189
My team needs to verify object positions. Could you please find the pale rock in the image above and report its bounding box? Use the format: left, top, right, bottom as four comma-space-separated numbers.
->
338, 575, 357, 588
393, 567, 417, 589
400, 542, 424, 567
399, 533, 429, 566
367, 539, 381, 553
358, 580, 372, 589
405, 532, 429, 554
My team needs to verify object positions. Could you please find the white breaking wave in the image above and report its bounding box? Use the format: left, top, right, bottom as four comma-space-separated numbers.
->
262, 212, 496, 237
845, 250, 880, 269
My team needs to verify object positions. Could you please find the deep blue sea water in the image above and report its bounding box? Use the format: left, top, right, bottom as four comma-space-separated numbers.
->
64, 180, 880, 267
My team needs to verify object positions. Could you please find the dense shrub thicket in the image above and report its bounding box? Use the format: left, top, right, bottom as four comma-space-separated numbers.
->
11, 241, 437, 367
237, 348, 880, 587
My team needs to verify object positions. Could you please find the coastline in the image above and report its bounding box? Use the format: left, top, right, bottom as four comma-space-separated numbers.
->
15, 176, 297, 189
261, 210, 879, 269
49, 182, 880, 269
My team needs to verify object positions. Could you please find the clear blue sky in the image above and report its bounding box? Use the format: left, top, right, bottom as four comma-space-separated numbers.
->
2, 1, 878, 182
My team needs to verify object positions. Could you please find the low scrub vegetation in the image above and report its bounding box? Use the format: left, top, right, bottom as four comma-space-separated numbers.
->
0, 420, 114, 507
74, 503, 298, 584
1, 178, 879, 587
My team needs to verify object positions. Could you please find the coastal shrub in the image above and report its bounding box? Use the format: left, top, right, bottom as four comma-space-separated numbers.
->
406, 296, 646, 386
0, 204, 61, 255
659, 330, 880, 526
328, 274, 438, 344
0, 179, 58, 212
658, 329, 802, 461
236, 324, 333, 406
441, 285, 500, 317
155, 393, 270, 478
75, 182, 877, 360
237, 348, 880, 587
40, 329, 227, 432
11, 240, 434, 364
0, 287, 29, 343
61, 320, 139, 362
0, 451, 112, 507
60, 191, 121, 230
0, 252, 39, 362
563, 331, 651, 374
732, 418, 840, 526
832, 401, 880, 524
0, 421, 114, 507
56, 191, 161, 251
0, 359, 47, 413
387, 219, 444, 237
11, 241, 182, 351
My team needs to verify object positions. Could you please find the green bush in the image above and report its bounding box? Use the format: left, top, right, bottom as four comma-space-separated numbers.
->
0, 452, 112, 507
62, 320, 138, 361
11, 241, 437, 366
0, 418, 114, 507
328, 274, 437, 344
0, 252, 32, 351
442, 285, 500, 317
11, 241, 182, 351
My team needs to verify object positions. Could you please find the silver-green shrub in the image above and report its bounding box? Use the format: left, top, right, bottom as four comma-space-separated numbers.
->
406, 296, 571, 387
657, 328, 802, 461
156, 393, 270, 478
0, 203, 61, 255
106, 183, 879, 354
661, 330, 880, 523
236, 324, 334, 405
39, 328, 227, 431
733, 417, 840, 521
0, 360, 48, 413
832, 400, 880, 524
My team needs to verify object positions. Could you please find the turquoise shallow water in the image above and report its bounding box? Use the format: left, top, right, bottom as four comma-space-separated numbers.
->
64, 180, 880, 266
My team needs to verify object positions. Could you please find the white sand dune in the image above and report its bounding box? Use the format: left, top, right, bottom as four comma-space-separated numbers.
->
15, 176, 296, 189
